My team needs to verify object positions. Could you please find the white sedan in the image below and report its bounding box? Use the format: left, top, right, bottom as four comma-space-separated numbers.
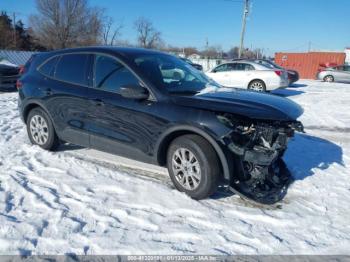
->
206, 60, 289, 91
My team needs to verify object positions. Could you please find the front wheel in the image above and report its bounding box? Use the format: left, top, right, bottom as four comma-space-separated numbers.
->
248, 80, 266, 92
323, 75, 334, 82
26, 108, 59, 150
167, 135, 219, 200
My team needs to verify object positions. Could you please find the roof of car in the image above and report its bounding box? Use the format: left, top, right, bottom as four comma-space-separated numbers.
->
41, 46, 167, 57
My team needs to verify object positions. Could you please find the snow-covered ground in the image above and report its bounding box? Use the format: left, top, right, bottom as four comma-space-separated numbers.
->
0, 80, 349, 255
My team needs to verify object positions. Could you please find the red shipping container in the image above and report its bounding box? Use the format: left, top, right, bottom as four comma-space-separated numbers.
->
275, 52, 346, 79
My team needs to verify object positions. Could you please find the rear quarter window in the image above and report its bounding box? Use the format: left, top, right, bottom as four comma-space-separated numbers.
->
55, 54, 90, 86
38, 56, 59, 77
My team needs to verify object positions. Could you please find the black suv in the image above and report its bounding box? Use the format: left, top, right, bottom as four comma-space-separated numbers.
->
18, 47, 303, 204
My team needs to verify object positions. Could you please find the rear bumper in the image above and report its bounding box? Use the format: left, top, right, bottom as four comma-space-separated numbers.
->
267, 79, 289, 90
0, 75, 19, 91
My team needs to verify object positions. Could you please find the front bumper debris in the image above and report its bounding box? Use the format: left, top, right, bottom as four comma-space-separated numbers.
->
219, 116, 303, 204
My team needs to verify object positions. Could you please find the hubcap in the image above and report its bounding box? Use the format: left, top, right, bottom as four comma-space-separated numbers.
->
29, 115, 49, 145
325, 76, 333, 82
172, 148, 201, 190
250, 82, 264, 91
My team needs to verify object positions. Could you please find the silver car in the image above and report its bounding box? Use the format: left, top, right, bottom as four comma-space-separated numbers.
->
317, 64, 350, 83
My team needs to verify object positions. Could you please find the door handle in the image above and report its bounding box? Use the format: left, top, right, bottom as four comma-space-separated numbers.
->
45, 88, 52, 95
91, 99, 105, 106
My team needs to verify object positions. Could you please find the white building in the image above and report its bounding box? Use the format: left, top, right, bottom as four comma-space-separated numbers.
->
345, 48, 350, 64
188, 53, 201, 60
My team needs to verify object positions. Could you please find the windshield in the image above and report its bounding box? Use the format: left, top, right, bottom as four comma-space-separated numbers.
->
254, 60, 283, 70
131, 53, 220, 95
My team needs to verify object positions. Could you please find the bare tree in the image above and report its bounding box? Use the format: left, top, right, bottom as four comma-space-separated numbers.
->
183, 47, 199, 58
30, 0, 104, 49
0, 12, 15, 49
228, 47, 239, 59
202, 45, 223, 59
102, 17, 123, 46
134, 17, 162, 49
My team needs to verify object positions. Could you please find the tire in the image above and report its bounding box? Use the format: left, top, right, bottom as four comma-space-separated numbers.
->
323, 75, 334, 82
167, 134, 220, 200
26, 107, 59, 151
248, 80, 266, 92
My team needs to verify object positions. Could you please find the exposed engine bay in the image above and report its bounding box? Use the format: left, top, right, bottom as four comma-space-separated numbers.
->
218, 113, 304, 204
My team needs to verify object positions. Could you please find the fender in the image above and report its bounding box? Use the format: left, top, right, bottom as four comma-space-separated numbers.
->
21, 98, 54, 125
155, 124, 234, 183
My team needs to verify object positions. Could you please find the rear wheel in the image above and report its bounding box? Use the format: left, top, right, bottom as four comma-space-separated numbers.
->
27, 108, 59, 150
323, 75, 334, 82
248, 80, 266, 92
167, 135, 219, 200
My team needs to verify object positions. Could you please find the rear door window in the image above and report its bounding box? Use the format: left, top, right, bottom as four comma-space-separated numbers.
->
94, 55, 140, 93
343, 66, 350, 72
336, 66, 344, 71
55, 54, 90, 86
234, 63, 254, 71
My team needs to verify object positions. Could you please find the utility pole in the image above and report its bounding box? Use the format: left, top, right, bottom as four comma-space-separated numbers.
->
238, 0, 249, 58
13, 12, 17, 49
206, 37, 209, 70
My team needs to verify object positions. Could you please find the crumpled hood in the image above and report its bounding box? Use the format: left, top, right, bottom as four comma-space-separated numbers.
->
171, 88, 303, 121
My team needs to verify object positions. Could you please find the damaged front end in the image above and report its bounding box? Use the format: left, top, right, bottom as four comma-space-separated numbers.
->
218, 113, 304, 205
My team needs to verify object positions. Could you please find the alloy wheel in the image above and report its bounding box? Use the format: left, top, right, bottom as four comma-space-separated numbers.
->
29, 115, 49, 145
172, 148, 201, 190
324, 76, 334, 82
250, 81, 264, 91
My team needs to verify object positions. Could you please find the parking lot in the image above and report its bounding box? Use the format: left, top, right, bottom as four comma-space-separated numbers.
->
0, 80, 349, 255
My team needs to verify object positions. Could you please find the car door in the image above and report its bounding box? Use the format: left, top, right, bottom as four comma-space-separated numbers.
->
40, 53, 91, 147
333, 66, 349, 82
86, 54, 166, 163
340, 65, 350, 82
227, 63, 255, 88
206, 64, 233, 86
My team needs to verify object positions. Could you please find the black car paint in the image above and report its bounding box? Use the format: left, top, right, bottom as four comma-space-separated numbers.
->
286, 69, 299, 84
18, 47, 303, 186
173, 89, 303, 121
0, 64, 20, 91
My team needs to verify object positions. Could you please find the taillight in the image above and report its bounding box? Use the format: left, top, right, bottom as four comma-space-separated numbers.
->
274, 70, 283, 76
16, 80, 23, 89
19, 65, 25, 75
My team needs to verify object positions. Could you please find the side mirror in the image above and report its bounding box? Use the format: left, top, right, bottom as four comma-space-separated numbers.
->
120, 84, 149, 100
